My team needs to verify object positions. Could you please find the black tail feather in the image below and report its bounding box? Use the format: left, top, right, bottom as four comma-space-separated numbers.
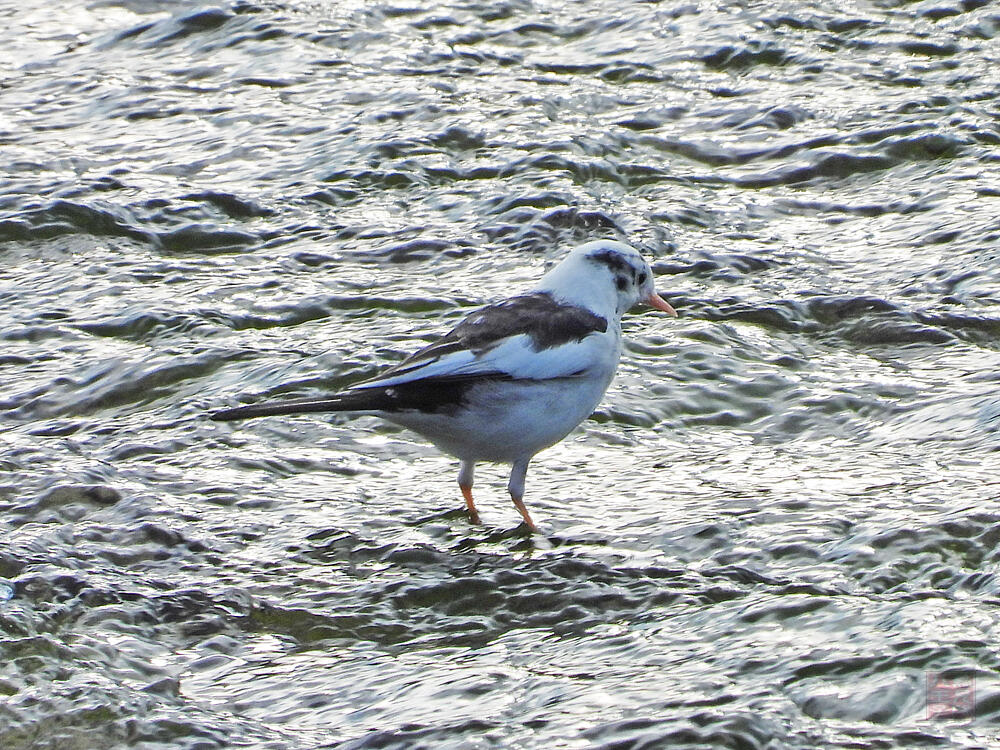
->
209, 392, 382, 422
210, 374, 515, 422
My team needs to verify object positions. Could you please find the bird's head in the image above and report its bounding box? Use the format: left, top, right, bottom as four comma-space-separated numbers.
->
536, 240, 677, 319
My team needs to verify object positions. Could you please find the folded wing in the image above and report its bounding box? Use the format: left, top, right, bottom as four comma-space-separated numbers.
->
355, 293, 610, 388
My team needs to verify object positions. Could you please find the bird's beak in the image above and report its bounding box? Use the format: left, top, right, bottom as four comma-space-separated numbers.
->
646, 292, 677, 317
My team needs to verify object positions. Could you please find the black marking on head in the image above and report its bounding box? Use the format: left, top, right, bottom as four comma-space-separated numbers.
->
589, 248, 630, 274
379, 292, 608, 380
615, 275, 628, 292
589, 247, 641, 288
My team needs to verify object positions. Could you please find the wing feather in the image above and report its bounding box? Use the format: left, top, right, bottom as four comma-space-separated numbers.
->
354, 293, 612, 389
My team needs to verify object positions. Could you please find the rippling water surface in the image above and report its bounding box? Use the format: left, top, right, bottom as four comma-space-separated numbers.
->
3, 1, 1000, 747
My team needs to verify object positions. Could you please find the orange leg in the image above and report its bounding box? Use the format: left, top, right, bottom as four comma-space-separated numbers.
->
510, 493, 538, 532
461, 484, 481, 525
508, 458, 538, 532
458, 460, 480, 524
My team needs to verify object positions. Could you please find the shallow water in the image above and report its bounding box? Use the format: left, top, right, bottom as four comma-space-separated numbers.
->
3, 1, 1000, 748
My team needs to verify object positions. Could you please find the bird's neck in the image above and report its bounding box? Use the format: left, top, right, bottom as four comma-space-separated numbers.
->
532, 267, 620, 322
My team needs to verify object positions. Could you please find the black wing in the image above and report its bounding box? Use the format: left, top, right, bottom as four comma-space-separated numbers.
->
373, 292, 607, 382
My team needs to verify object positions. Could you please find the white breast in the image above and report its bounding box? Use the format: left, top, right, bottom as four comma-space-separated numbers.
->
389, 324, 618, 456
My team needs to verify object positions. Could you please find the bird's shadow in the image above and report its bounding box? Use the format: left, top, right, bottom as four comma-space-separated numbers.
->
405, 507, 612, 555
405, 507, 543, 552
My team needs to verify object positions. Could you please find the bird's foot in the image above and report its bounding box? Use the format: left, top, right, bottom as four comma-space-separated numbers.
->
460, 484, 482, 524
510, 495, 538, 533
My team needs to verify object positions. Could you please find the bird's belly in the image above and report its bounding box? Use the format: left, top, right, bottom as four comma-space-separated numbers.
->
386, 376, 610, 464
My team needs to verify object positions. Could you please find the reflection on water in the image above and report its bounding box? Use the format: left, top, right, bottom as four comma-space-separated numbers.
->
2, 0, 1000, 747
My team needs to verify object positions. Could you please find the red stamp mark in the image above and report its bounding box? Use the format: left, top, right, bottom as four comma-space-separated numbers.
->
926, 671, 975, 721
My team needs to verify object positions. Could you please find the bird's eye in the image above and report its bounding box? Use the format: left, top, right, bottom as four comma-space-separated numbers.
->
637, 272, 647, 284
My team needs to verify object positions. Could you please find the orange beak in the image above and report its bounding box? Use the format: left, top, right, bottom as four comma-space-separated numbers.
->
646, 292, 677, 317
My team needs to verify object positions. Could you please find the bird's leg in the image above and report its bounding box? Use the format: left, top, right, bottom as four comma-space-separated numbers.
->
458, 460, 481, 524
507, 458, 538, 532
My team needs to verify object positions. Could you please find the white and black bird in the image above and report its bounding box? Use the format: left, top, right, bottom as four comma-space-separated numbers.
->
210, 240, 676, 531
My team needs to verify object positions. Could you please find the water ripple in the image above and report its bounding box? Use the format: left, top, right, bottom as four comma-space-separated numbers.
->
4, 0, 1000, 747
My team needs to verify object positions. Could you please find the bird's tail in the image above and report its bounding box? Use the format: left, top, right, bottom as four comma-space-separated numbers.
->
211, 374, 501, 422
209, 392, 383, 422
